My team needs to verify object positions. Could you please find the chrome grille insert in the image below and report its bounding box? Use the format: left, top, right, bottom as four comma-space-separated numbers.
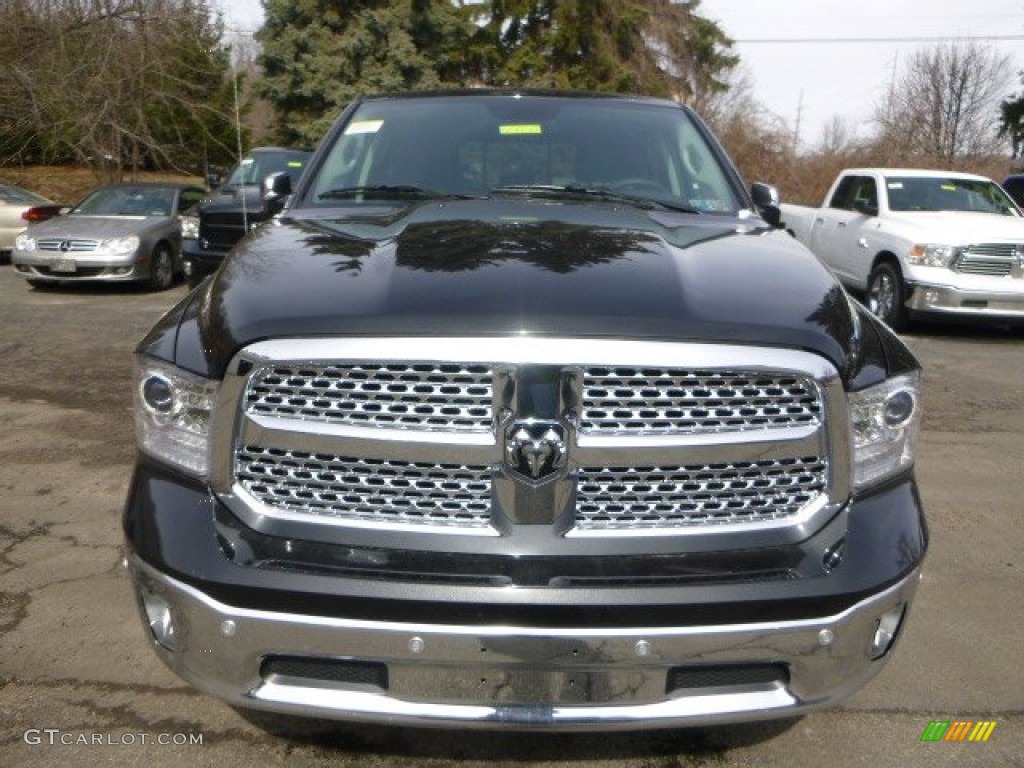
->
212, 338, 849, 547
581, 367, 821, 435
956, 244, 1018, 277
245, 363, 494, 431
575, 458, 828, 529
36, 238, 98, 252
236, 445, 493, 528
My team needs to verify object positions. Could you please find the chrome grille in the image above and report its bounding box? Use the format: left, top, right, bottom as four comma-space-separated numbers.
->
36, 238, 98, 252
245, 363, 494, 431
956, 244, 1018, 277
576, 458, 828, 529
236, 446, 492, 528
581, 367, 821, 435
217, 339, 845, 543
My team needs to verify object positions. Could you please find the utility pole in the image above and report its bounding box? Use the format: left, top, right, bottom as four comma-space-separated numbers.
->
793, 89, 804, 154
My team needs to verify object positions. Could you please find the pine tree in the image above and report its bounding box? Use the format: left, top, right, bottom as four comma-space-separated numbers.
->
258, 0, 473, 145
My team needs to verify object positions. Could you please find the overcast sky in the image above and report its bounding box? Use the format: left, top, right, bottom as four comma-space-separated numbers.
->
215, 0, 1024, 148
699, 0, 1023, 147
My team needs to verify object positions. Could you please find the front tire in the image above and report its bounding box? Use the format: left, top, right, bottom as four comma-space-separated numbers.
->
148, 245, 174, 291
866, 262, 908, 331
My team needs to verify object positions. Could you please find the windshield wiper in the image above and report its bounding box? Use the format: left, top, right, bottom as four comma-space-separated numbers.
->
489, 184, 703, 214
318, 185, 482, 201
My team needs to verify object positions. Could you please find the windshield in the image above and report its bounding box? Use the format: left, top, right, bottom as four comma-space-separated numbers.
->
225, 151, 311, 187
72, 186, 176, 216
0, 185, 48, 205
885, 176, 1020, 216
306, 95, 743, 215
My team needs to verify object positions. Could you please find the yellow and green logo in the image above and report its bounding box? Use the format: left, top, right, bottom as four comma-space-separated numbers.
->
920, 720, 997, 742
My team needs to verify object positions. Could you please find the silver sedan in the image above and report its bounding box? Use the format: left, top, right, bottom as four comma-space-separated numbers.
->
12, 183, 206, 290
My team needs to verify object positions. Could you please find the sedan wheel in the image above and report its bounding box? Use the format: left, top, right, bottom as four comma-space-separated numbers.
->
867, 262, 908, 331
148, 245, 174, 291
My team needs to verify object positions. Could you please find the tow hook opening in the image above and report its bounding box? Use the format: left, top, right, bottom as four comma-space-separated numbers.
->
139, 587, 178, 652
870, 603, 906, 659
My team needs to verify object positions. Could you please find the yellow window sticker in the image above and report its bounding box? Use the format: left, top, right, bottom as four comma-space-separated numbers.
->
287, 161, 304, 168
344, 120, 384, 135
941, 184, 957, 191
499, 124, 543, 136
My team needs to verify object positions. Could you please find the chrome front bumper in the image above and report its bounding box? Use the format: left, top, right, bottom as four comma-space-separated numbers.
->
12, 253, 147, 282
907, 281, 1024, 319
130, 557, 921, 730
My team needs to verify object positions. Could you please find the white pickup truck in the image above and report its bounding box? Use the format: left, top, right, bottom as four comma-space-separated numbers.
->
781, 168, 1024, 330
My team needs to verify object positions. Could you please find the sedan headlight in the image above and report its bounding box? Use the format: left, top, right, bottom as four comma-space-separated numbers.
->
100, 235, 140, 257
180, 215, 199, 239
849, 371, 921, 490
907, 243, 956, 267
14, 233, 36, 252
134, 357, 218, 477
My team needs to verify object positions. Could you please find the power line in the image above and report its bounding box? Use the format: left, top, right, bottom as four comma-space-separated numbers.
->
733, 34, 1024, 44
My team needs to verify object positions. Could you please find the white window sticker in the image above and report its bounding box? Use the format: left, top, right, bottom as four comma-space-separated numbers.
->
345, 120, 384, 135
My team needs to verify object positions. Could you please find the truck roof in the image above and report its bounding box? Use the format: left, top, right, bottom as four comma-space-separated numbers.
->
841, 168, 993, 182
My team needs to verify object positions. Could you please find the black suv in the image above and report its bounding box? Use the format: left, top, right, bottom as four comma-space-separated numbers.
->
182, 147, 311, 287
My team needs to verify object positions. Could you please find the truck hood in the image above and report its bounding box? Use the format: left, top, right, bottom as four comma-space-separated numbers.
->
884, 210, 1024, 243
197, 185, 265, 216
176, 199, 858, 377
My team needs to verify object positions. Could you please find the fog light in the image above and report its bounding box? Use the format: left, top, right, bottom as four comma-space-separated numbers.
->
141, 590, 178, 652
871, 604, 906, 659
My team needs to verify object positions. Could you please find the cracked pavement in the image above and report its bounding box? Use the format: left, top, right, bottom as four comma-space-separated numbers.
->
0, 268, 1021, 767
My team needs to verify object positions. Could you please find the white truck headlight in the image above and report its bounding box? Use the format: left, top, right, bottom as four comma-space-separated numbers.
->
907, 243, 956, 267
134, 357, 217, 477
849, 372, 921, 490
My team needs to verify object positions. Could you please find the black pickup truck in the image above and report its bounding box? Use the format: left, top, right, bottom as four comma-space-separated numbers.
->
125, 90, 926, 731
181, 147, 311, 287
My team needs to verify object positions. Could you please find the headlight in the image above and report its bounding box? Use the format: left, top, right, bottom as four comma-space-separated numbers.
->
180, 215, 199, 239
100, 235, 140, 257
849, 371, 921, 490
134, 357, 217, 477
907, 243, 956, 267
14, 233, 36, 252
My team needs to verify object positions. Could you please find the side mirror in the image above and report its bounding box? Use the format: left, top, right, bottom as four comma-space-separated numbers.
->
750, 182, 782, 228
205, 172, 222, 189
853, 198, 878, 217
262, 171, 292, 213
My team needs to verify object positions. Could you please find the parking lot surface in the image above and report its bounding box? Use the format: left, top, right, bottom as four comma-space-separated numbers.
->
0, 268, 1021, 767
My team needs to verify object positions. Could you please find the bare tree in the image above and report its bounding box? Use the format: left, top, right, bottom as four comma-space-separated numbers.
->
874, 41, 1012, 166
0, 0, 238, 178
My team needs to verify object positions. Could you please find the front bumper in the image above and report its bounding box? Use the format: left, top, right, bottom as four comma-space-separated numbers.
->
906, 276, 1024, 320
129, 556, 920, 730
124, 458, 926, 730
182, 238, 228, 280
12, 251, 148, 282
